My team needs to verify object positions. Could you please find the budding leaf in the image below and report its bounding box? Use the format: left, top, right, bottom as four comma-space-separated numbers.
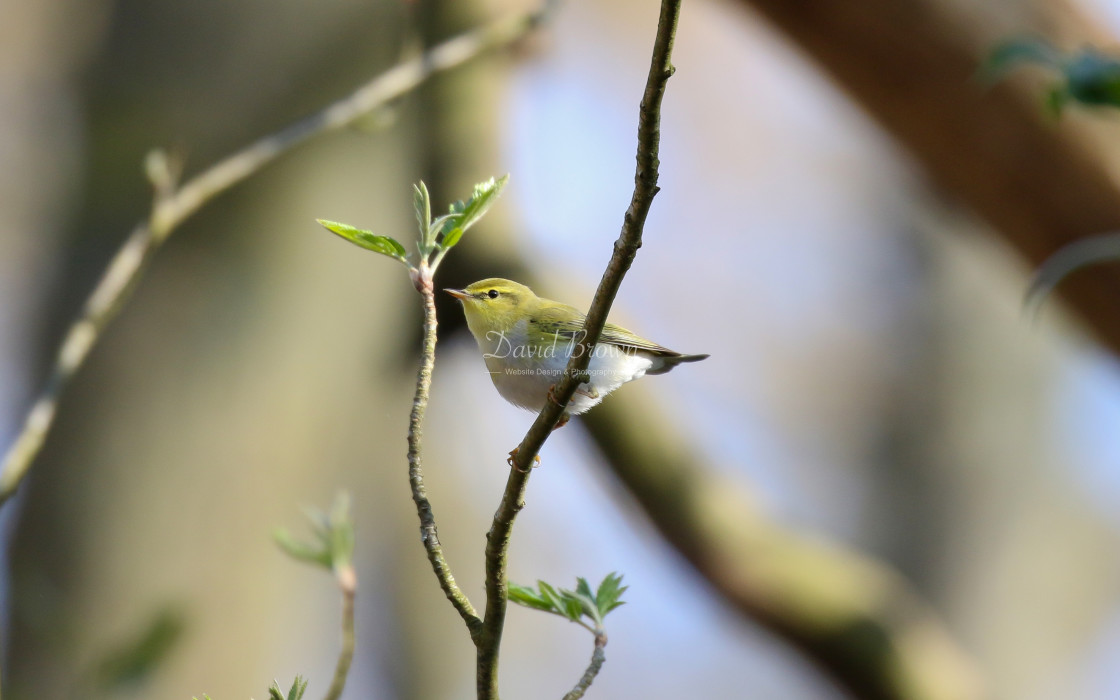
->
537, 580, 565, 615
436, 174, 509, 252
413, 181, 433, 250
511, 574, 628, 632
595, 572, 628, 615
328, 492, 355, 574
273, 492, 355, 575
287, 676, 309, 700
273, 528, 332, 570
509, 582, 554, 612
317, 219, 408, 264
267, 676, 308, 700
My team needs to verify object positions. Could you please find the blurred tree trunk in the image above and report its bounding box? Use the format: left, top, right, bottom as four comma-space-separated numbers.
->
736, 0, 1120, 355
6, 2, 425, 698
730, 0, 1120, 695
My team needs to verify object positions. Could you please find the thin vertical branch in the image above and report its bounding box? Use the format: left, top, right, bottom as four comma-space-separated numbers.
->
561, 633, 607, 700
475, 1, 683, 697
409, 266, 483, 635
322, 567, 358, 700
0, 7, 546, 509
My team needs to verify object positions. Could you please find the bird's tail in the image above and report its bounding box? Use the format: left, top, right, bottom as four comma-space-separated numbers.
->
647, 352, 709, 375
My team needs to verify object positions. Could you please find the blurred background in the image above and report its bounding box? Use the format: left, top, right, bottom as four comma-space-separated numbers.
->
3, 0, 1120, 698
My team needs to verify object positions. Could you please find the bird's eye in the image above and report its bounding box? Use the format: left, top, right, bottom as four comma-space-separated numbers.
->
488, 289, 499, 299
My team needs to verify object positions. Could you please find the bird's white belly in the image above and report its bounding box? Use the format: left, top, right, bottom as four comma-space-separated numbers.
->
475, 322, 654, 415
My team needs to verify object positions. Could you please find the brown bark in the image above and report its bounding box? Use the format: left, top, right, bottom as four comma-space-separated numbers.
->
737, 0, 1120, 353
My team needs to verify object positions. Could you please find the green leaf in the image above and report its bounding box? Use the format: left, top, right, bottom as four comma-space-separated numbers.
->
537, 581, 569, 617
435, 174, 510, 252
563, 588, 602, 627
981, 36, 1063, 84
595, 572, 628, 615
430, 213, 457, 236
317, 219, 409, 263
513, 574, 627, 631
440, 227, 465, 250
286, 676, 309, 700
509, 582, 554, 612
460, 175, 509, 230
269, 680, 286, 700
413, 182, 432, 247
273, 527, 332, 569
273, 492, 355, 574
328, 492, 355, 574
562, 595, 583, 622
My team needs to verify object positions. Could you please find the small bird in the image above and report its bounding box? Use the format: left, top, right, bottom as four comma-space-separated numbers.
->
445, 278, 708, 422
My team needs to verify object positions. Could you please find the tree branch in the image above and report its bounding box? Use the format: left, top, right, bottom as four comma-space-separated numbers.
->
322, 566, 358, 700
561, 633, 607, 700
410, 266, 482, 634
474, 1, 683, 697
0, 6, 546, 509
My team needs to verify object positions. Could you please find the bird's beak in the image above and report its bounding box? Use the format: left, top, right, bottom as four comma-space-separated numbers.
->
444, 288, 470, 300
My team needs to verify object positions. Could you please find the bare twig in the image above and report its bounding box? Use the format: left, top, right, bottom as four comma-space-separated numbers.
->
0, 7, 546, 509
409, 265, 483, 635
561, 633, 607, 700
322, 566, 358, 700
474, 1, 683, 698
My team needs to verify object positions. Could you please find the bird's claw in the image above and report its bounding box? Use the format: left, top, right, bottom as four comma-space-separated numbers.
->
508, 448, 541, 473
546, 384, 566, 408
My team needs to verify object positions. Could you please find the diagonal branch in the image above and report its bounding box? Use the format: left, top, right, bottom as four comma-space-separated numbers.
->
584, 386, 985, 700
474, 1, 683, 698
0, 7, 546, 509
735, 0, 1120, 355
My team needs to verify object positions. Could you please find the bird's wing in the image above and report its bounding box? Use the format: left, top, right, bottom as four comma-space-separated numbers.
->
533, 303, 681, 356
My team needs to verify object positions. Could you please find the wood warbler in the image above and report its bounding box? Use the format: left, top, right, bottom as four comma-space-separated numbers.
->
446, 278, 708, 420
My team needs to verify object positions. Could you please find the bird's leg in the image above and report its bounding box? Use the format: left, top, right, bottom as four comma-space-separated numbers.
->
546, 383, 566, 408
507, 448, 541, 473
545, 384, 574, 431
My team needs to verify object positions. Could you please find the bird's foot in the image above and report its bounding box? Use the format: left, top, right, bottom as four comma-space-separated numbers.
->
546, 383, 566, 408
508, 448, 541, 473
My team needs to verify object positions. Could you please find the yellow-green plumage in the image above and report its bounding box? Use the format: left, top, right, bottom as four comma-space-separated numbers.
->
446, 278, 708, 416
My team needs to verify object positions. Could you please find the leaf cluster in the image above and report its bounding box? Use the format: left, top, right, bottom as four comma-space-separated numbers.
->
269, 677, 309, 700
509, 573, 627, 632
983, 38, 1120, 115
318, 174, 509, 273
273, 492, 354, 577
191, 675, 307, 700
